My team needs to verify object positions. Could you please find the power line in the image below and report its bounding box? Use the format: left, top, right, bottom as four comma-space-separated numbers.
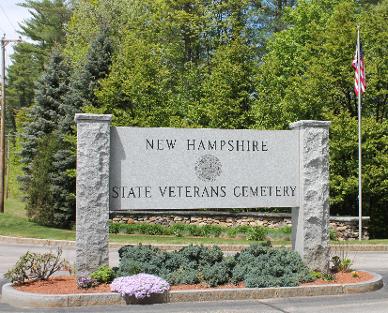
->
0, 4, 17, 33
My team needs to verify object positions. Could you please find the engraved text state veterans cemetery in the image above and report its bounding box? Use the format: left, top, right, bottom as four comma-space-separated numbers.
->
110, 127, 299, 210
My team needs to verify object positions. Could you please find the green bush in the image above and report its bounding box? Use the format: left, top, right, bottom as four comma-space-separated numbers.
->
90, 265, 115, 284
109, 222, 290, 242
165, 267, 200, 285
329, 228, 337, 241
116, 244, 226, 285
170, 223, 187, 237
331, 256, 352, 273
138, 223, 166, 235
116, 244, 167, 277
109, 222, 120, 234
201, 225, 223, 237
322, 273, 335, 281
309, 271, 322, 280
231, 244, 311, 287
116, 243, 311, 288
246, 226, 267, 241
202, 258, 234, 287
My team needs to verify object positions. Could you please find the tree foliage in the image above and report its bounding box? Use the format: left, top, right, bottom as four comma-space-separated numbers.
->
20, 50, 72, 227
6, 0, 71, 133
253, 0, 387, 236
7, 0, 387, 236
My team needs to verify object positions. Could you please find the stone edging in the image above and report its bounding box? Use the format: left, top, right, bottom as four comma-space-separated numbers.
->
1, 272, 383, 308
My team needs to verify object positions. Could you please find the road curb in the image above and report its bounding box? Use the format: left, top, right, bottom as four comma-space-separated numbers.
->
0, 236, 75, 248
0, 235, 250, 251
2, 235, 388, 252
1, 271, 383, 308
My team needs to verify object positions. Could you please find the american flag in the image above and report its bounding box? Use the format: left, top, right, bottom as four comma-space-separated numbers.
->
352, 42, 366, 96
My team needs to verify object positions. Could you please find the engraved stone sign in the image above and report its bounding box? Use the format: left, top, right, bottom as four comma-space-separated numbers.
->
110, 127, 299, 210
75, 114, 330, 275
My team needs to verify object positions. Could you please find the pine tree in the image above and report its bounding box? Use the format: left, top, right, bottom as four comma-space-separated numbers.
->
20, 49, 71, 226
7, 0, 71, 133
46, 30, 113, 227
60, 29, 113, 131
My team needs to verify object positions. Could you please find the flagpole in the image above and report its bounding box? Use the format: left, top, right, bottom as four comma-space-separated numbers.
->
357, 25, 362, 241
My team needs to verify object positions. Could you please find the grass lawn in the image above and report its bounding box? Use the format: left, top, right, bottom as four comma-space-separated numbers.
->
0, 198, 281, 245
2, 197, 388, 246
0, 198, 75, 240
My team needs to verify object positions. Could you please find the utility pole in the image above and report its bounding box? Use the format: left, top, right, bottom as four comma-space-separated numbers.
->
0, 34, 21, 213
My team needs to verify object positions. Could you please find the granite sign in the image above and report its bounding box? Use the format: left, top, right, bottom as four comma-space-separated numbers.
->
110, 127, 299, 210
75, 114, 330, 276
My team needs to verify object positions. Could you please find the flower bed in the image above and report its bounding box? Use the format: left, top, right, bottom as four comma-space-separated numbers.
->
14, 271, 375, 295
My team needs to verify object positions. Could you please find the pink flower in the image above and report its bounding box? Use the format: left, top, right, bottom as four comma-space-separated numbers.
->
110, 273, 170, 299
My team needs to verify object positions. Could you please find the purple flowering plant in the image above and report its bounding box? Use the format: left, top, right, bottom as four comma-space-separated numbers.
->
77, 277, 98, 289
110, 273, 170, 299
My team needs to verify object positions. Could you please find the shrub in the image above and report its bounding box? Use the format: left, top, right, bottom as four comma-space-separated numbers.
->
116, 245, 166, 277
116, 244, 226, 286
109, 221, 289, 241
231, 244, 311, 287
4, 248, 70, 284
170, 223, 187, 237
109, 222, 120, 234
165, 267, 200, 285
201, 225, 223, 237
91, 265, 115, 283
136, 223, 166, 235
331, 256, 352, 273
162, 245, 225, 285
110, 274, 170, 299
309, 271, 322, 280
202, 259, 234, 287
322, 273, 335, 281
176, 244, 224, 266
116, 243, 311, 288
246, 226, 267, 241
329, 228, 338, 241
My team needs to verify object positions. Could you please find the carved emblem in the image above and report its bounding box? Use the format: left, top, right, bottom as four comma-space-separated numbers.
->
194, 154, 222, 182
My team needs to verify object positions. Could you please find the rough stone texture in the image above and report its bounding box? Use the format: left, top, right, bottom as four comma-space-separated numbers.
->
75, 114, 112, 277
110, 212, 369, 241
290, 120, 331, 271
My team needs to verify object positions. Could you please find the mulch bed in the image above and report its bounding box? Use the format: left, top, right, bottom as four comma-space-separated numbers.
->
301, 271, 374, 286
14, 271, 374, 295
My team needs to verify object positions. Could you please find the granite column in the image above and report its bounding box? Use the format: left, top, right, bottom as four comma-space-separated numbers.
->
75, 114, 112, 277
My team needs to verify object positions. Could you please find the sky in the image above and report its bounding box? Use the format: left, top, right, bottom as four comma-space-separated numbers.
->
0, 0, 31, 67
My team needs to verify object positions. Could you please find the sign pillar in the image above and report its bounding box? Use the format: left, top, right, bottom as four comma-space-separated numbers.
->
290, 120, 330, 271
75, 113, 112, 277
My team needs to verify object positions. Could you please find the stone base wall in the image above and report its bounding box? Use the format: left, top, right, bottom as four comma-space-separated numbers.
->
110, 211, 369, 241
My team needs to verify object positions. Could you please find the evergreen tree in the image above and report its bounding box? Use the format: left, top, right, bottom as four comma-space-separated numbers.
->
27, 133, 62, 226
6, 0, 71, 133
61, 29, 113, 131
49, 30, 113, 228
20, 49, 71, 226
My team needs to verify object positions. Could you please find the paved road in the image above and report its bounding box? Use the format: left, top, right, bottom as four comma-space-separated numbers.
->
0, 242, 387, 313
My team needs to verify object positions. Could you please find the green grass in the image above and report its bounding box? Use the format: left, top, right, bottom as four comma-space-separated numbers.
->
0, 198, 75, 240
109, 233, 281, 245
0, 197, 282, 245
2, 197, 388, 245
331, 239, 388, 245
